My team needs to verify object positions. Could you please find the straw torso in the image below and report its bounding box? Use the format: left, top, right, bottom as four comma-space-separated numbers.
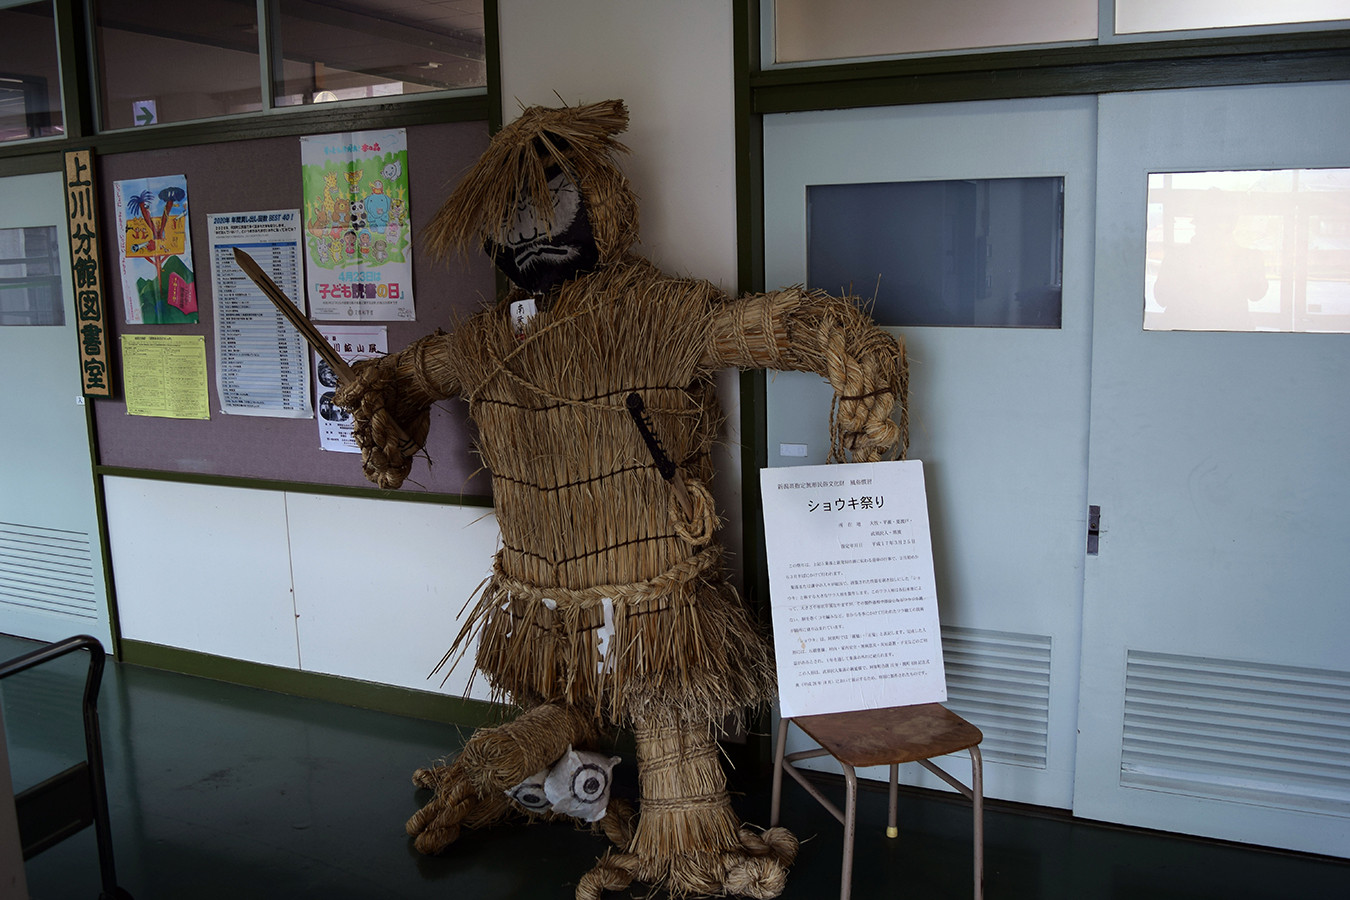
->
445, 256, 774, 726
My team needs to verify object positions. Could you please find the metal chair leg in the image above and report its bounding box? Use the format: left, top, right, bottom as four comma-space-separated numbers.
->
972, 745, 984, 900
770, 715, 789, 827
887, 762, 899, 839
841, 762, 857, 900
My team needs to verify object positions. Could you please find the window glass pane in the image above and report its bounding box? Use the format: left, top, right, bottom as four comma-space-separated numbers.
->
1145, 169, 1350, 333
95, 0, 262, 130
808, 178, 1065, 328
0, 1, 63, 142
0, 226, 63, 326
1117, 0, 1350, 35
774, 0, 1096, 63
273, 1, 485, 107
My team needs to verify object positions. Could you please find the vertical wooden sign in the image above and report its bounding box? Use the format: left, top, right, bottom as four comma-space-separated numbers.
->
64, 149, 113, 397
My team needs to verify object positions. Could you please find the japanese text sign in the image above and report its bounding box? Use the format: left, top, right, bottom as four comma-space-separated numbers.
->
760, 459, 946, 718
64, 150, 113, 397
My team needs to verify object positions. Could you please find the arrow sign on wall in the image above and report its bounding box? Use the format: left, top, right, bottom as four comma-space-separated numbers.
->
132, 100, 157, 126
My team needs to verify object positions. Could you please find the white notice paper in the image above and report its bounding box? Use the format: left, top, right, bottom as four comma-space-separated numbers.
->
209, 210, 313, 417
315, 325, 388, 452
760, 460, 946, 718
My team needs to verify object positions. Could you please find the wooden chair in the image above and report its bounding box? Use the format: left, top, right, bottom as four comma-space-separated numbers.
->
770, 703, 984, 900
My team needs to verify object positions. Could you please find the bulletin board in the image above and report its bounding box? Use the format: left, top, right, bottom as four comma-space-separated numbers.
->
91, 121, 497, 496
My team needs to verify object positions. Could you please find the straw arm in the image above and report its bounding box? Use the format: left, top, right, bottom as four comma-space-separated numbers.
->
333, 330, 462, 489
705, 287, 908, 462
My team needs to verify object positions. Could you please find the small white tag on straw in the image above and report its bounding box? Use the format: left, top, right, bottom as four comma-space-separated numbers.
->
511, 298, 538, 335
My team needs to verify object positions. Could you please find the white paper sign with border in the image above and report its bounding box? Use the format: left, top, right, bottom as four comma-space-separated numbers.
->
761, 459, 946, 718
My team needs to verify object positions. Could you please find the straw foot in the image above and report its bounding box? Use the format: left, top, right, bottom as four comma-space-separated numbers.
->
406, 703, 601, 854
574, 826, 797, 900
405, 754, 513, 853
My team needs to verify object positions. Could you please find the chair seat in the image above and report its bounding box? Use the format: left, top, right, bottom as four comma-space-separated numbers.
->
790, 703, 983, 769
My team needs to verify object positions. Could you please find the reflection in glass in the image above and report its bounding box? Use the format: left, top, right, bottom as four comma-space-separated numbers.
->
0, 1, 63, 142
96, 0, 263, 129
1117, 0, 1350, 35
273, 1, 485, 107
0, 226, 63, 326
808, 178, 1064, 328
774, 0, 1096, 63
93, 1, 485, 128
1145, 170, 1350, 333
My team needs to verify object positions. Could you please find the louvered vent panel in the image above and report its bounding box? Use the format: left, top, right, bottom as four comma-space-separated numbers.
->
940, 625, 1052, 768
0, 522, 98, 620
1122, 650, 1350, 816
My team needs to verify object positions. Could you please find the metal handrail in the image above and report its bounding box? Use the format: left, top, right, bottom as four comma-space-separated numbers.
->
0, 634, 131, 899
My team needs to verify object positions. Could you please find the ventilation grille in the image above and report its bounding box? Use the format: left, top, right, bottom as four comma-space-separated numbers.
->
0, 521, 98, 621
941, 625, 1052, 768
1122, 650, 1350, 817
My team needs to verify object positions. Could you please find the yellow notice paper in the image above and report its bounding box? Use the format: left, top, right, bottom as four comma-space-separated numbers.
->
121, 334, 210, 419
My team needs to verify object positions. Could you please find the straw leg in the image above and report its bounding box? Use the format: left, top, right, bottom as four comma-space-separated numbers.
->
590, 716, 796, 898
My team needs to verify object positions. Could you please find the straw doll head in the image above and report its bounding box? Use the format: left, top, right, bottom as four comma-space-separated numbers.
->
426, 99, 639, 293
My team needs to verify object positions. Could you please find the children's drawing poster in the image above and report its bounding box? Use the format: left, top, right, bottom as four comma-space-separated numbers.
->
300, 129, 414, 321
114, 174, 197, 324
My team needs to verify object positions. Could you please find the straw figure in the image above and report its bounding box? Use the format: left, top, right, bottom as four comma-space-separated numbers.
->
334, 99, 908, 899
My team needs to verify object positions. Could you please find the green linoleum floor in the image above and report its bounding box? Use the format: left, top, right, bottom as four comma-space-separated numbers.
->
2, 634, 1347, 899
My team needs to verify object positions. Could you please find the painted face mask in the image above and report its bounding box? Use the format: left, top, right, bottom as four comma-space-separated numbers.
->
489, 167, 600, 295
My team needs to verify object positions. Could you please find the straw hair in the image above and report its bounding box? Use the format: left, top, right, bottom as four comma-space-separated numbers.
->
425, 99, 639, 264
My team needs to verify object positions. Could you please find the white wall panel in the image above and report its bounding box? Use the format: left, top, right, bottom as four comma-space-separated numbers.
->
104, 477, 299, 668
285, 494, 499, 701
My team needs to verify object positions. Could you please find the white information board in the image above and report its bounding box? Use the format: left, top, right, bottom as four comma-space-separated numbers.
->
760, 459, 946, 718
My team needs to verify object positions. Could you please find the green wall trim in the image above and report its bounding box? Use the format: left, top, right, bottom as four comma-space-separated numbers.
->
483, 0, 504, 134
120, 640, 507, 728
0, 93, 489, 163
97, 465, 494, 508
752, 29, 1350, 114
0, 151, 65, 178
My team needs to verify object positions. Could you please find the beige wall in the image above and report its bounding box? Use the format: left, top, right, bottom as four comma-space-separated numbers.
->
498, 0, 739, 286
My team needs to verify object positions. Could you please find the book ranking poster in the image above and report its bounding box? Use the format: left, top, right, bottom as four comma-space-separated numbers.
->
299, 129, 414, 321
760, 459, 946, 718
208, 210, 312, 418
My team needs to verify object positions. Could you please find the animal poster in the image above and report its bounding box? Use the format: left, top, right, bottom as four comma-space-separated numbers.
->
299, 129, 415, 321
760, 459, 947, 718
114, 174, 197, 325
